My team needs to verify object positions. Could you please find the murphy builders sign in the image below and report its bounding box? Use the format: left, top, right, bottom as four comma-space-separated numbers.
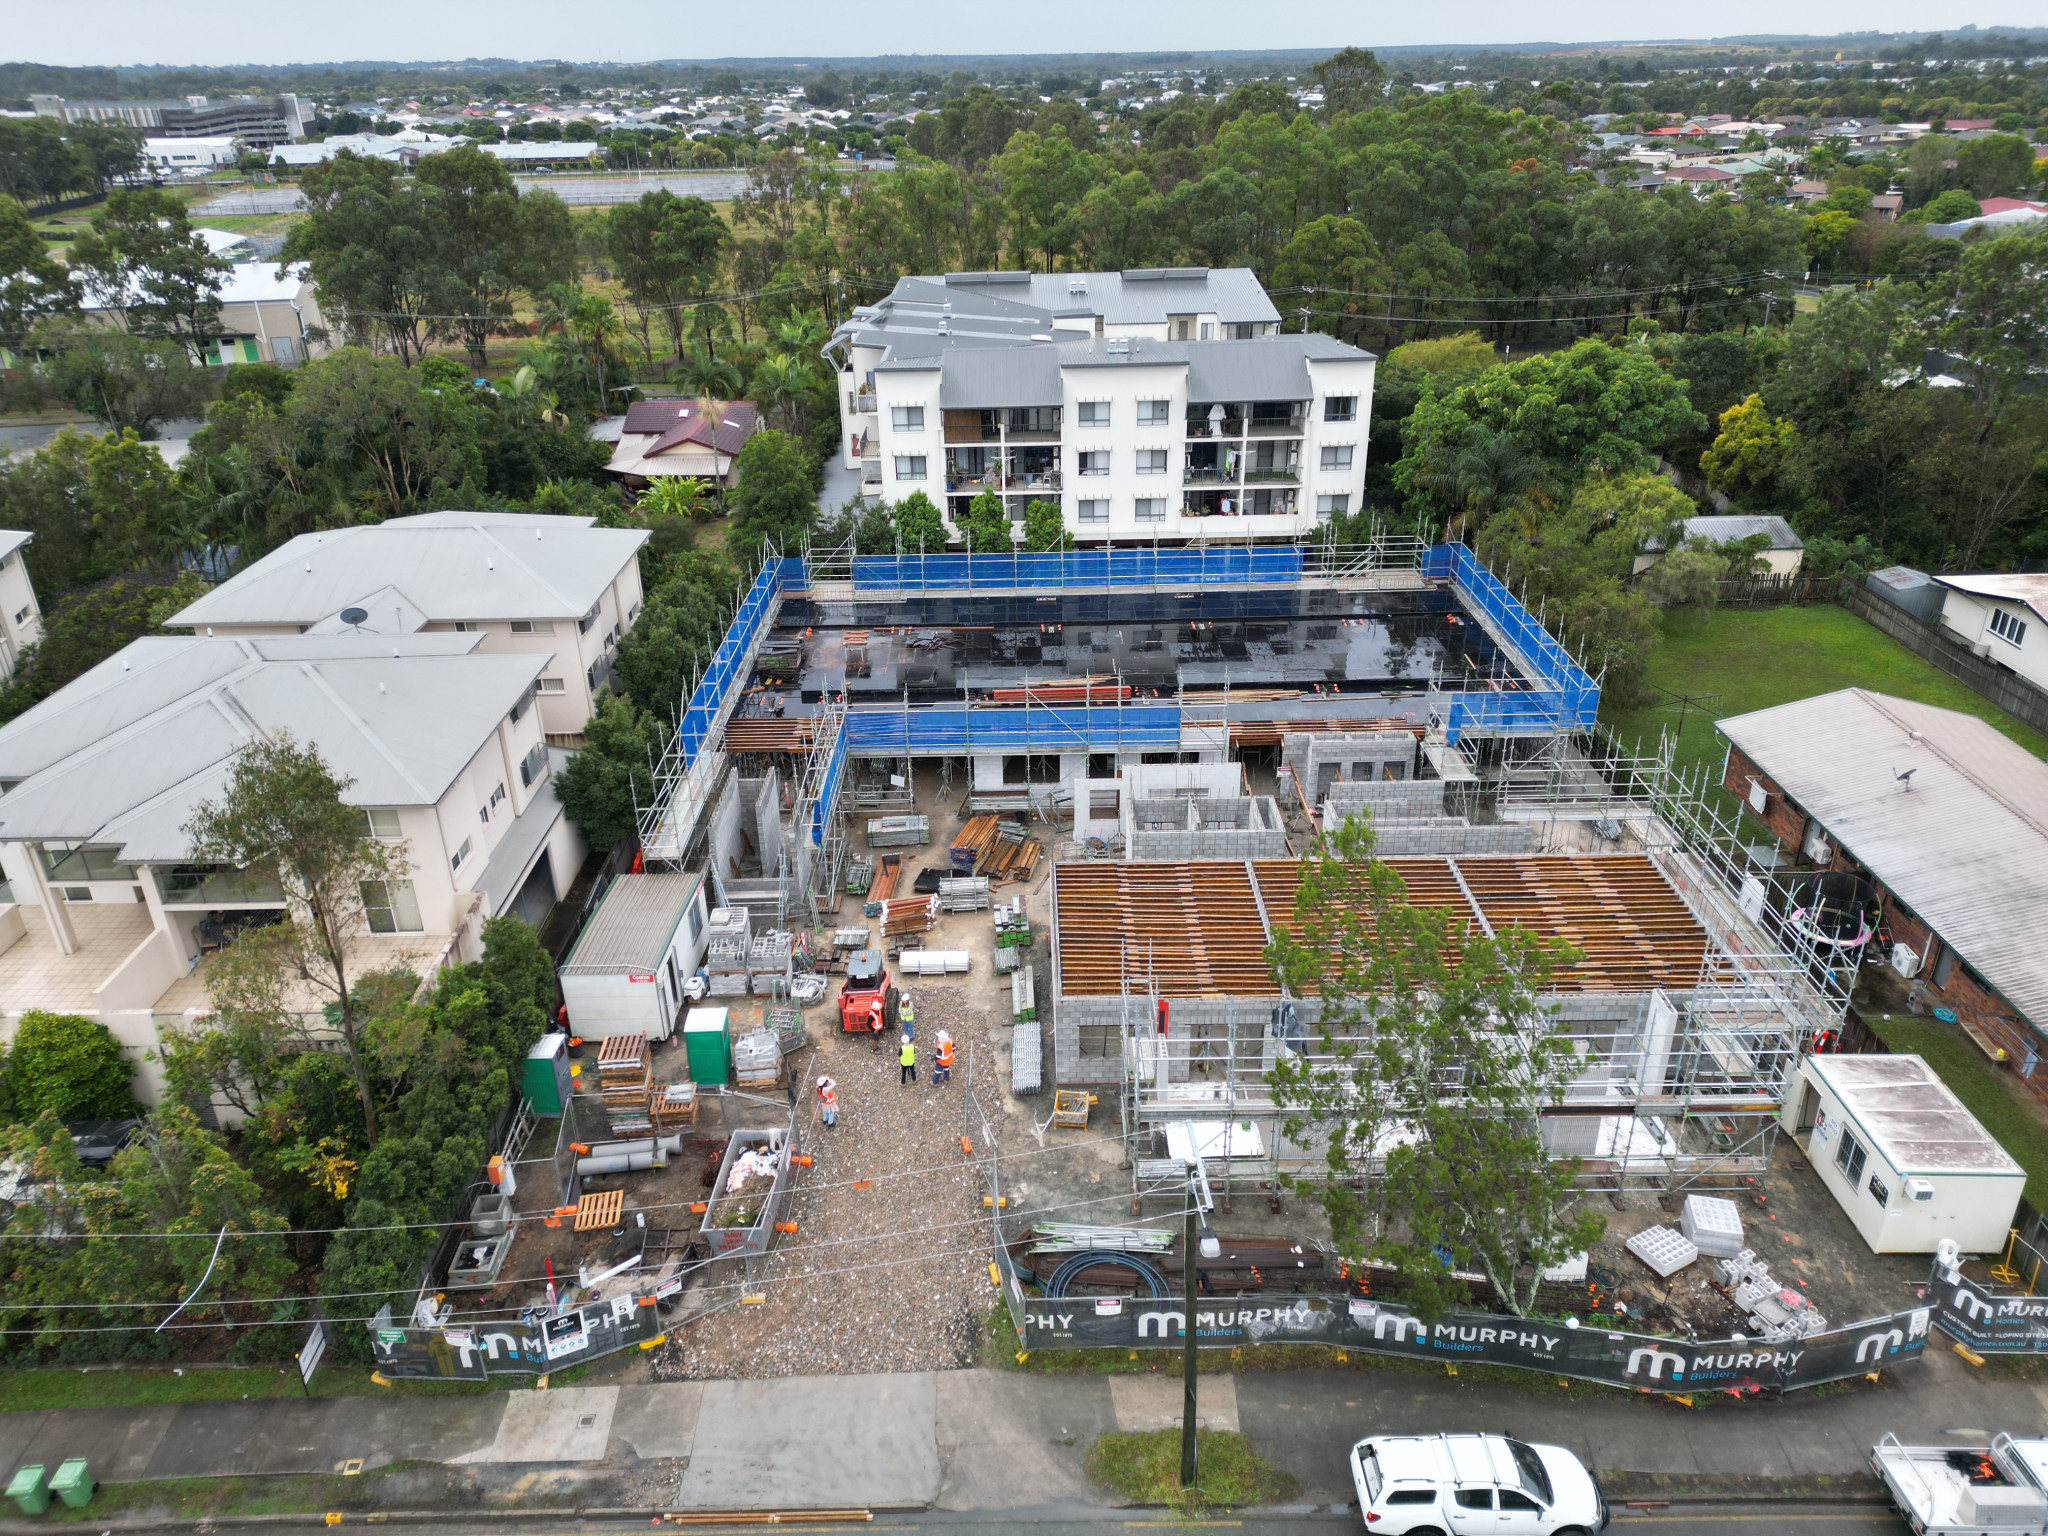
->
1012, 1292, 1933, 1394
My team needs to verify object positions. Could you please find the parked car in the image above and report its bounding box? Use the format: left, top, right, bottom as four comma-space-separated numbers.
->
1351, 1432, 1608, 1534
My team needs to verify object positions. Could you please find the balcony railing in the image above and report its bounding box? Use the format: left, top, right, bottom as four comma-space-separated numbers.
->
1244, 467, 1301, 484
1246, 417, 1307, 437
851, 391, 877, 414
1183, 468, 1232, 487
945, 423, 1002, 444
1005, 472, 1062, 492
161, 866, 287, 905
861, 462, 882, 485
947, 474, 1000, 493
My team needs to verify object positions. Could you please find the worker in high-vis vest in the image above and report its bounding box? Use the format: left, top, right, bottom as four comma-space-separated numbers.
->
934, 1030, 954, 1086
867, 994, 886, 1051
899, 1035, 917, 1086
899, 994, 916, 1042
817, 1076, 838, 1128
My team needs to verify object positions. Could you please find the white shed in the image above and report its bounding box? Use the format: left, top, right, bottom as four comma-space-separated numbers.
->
1785, 1053, 2024, 1254
558, 871, 709, 1042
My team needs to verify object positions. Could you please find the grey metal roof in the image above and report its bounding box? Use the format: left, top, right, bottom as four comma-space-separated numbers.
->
168, 511, 648, 630
939, 267, 1281, 326
561, 871, 702, 973
1806, 1054, 2025, 1176
1717, 688, 2048, 1028
0, 634, 545, 863
0, 531, 32, 563
1934, 572, 2048, 625
1645, 514, 1805, 554
938, 348, 1063, 408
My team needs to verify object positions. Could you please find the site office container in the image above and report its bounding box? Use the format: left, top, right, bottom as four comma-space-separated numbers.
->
559, 872, 709, 1042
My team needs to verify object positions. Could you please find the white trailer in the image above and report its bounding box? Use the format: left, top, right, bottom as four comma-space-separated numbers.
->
559, 872, 709, 1042
1871, 1432, 2048, 1535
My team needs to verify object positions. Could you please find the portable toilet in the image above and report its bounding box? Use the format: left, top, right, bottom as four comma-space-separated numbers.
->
684, 1006, 731, 1087
522, 1032, 572, 1115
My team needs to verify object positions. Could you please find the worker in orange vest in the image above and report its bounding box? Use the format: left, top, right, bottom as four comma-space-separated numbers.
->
868, 994, 886, 1051
817, 1076, 838, 1129
934, 1030, 954, 1086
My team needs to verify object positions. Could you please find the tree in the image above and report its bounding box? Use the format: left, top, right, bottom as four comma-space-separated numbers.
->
1639, 543, 1729, 613
638, 475, 711, 522
282, 348, 484, 517
554, 691, 665, 855
606, 191, 729, 360
1699, 394, 1798, 501
64, 122, 143, 195
962, 487, 1011, 552
1310, 47, 1388, 115
414, 147, 576, 368
1023, 498, 1070, 552
6, 1011, 134, 1122
31, 319, 207, 437
1801, 209, 1857, 272
891, 490, 947, 553
1915, 188, 1982, 224
1264, 814, 1601, 1320
726, 429, 816, 553
183, 735, 413, 1147
66, 188, 228, 345
1410, 423, 1556, 540
0, 193, 79, 342
285, 153, 455, 365
1953, 134, 2037, 200
1272, 215, 1387, 341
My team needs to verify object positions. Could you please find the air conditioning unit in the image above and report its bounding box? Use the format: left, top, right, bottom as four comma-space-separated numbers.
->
1973, 641, 1993, 658
1907, 1178, 1935, 1202
1892, 943, 1922, 979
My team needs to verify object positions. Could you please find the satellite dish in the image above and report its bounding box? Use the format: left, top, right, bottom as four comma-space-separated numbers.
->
339, 607, 370, 627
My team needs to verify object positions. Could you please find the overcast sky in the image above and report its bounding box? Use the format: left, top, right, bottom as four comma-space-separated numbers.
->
14, 0, 2013, 69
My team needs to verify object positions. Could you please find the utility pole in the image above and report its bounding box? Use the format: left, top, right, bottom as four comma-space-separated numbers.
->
1181, 1168, 1200, 1488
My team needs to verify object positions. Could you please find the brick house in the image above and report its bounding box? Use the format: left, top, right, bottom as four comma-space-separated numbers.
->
1717, 688, 2048, 1051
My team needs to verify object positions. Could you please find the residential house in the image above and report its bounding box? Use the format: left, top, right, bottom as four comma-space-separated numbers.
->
1789, 179, 1833, 204
164, 511, 649, 739
1719, 689, 2048, 1050
1634, 514, 1805, 577
0, 532, 43, 685
605, 398, 761, 488
1662, 166, 1740, 197
76, 258, 329, 369
0, 632, 583, 1108
827, 268, 1374, 544
1869, 193, 1905, 221
144, 136, 240, 172
1930, 574, 2048, 692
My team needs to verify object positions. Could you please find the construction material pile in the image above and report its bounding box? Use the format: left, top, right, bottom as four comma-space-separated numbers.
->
748, 931, 793, 994
596, 1033, 653, 1136
879, 893, 939, 937
1009, 1228, 1335, 1295
861, 853, 903, 915
1719, 1249, 1830, 1340
707, 907, 752, 998
866, 815, 931, 849
767, 1007, 807, 1056
1011, 964, 1041, 1096
845, 856, 874, 895
951, 814, 1044, 882
939, 876, 991, 912
709, 1145, 779, 1229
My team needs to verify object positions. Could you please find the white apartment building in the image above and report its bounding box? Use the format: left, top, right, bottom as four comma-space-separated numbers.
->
166, 511, 649, 739
826, 268, 1375, 544
0, 633, 585, 1108
0, 532, 45, 686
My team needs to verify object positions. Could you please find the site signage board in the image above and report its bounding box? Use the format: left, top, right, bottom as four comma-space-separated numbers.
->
1014, 1292, 1932, 1393
367, 1293, 661, 1379
1926, 1267, 2048, 1353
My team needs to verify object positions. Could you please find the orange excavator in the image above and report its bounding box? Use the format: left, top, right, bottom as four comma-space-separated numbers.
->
837, 948, 900, 1034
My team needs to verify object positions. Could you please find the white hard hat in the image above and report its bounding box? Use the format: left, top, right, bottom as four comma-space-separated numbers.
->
937, 1030, 951, 1043
817, 1075, 833, 1089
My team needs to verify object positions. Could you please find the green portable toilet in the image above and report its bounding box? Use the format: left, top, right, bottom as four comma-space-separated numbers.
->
49, 1459, 93, 1508
7, 1463, 48, 1515
522, 1032, 572, 1115
683, 1006, 729, 1087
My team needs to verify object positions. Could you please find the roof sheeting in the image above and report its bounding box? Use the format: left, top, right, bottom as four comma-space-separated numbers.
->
167, 511, 646, 628
1645, 514, 1805, 553
561, 871, 701, 972
937, 348, 1062, 408
0, 635, 543, 862
1934, 572, 2048, 625
1807, 1054, 2025, 1177
1718, 688, 2048, 1027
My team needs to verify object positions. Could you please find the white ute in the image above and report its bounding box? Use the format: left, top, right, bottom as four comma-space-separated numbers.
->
1351, 1432, 1608, 1535
1871, 1432, 2048, 1535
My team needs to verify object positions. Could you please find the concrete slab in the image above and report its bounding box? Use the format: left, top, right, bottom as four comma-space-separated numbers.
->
934, 1369, 1112, 1512
610, 1384, 700, 1462
0, 1413, 47, 1484
13, 1406, 176, 1483
1109, 1374, 1239, 1432
139, 1400, 336, 1479
454, 1387, 617, 1465
677, 1373, 938, 1509
386, 1393, 505, 1466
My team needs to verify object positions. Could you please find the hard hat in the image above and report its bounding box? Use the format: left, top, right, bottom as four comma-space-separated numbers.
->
937, 1030, 951, 1043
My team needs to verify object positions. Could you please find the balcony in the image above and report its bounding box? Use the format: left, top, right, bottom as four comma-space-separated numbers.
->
159, 865, 287, 907
1244, 466, 1301, 485
851, 390, 877, 415
1005, 472, 1062, 493
947, 473, 1000, 494
861, 461, 882, 486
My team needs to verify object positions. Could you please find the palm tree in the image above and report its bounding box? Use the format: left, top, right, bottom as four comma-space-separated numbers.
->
638, 476, 710, 521
748, 353, 818, 434
670, 346, 742, 400
1415, 424, 1556, 540
771, 308, 829, 357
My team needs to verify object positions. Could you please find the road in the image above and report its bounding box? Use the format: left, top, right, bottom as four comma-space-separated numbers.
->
361, 1506, 1908, 1536
193, 172, 750, 216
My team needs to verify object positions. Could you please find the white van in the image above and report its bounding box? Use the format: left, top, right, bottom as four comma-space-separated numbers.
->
1351, 1433, 1608, 1534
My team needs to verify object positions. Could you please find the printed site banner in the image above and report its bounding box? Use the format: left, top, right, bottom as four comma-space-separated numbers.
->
1014, 1293, 1932, 1394
1926, 1267, 2048, 1353
369, 1292, 664, 1379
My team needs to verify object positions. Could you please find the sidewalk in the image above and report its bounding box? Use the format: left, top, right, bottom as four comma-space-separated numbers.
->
2, 1343, 2045, 1512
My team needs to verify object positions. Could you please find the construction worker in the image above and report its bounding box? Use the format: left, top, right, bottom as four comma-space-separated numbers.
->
817, 1076, 838, 1129
867, 994, 886, 1051
899, 1034, 917, 1086
899, 994, 916, 1042
934, 1030, 954, 1086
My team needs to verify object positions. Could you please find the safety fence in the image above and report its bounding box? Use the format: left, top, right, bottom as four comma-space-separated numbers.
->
368, 1293, 665, 1379
1426, 543, 1599, 742
675, 556, 803, 770
848, 546, 1309, 592
1005, 1289, 1931, 1394
844, 703, 1186, 755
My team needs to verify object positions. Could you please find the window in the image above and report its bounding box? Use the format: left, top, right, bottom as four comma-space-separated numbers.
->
490, 783, 507, 809
11, 606, 27, 625
1136, 399, 1171, 426
1320, 445, 1355, 470
454, 621, 478, 632
509, 619, 556, 635
1499, 1491, 1544, 1513
1076, 400, 1110, 427
1509, 1441, 1553, 1504
1991, 607, 2027, 647
1324, 395, 1358, 422
891, 405, 924, 431
479, 805, 491, 825
1135, 448, 1168, 475
1317, 494, 1351, 515
1453, 1490, 1494, 1511
357, 808, 403, 840
519, 740, 549, 788
451, 837, 472, 872
1835, 1128, 1868, 1185
893, 455, 927, 480
1385, 1490, 1437, 1506
577, 603, 601, 635
1199, 322, 1214, 339
40, 844, 136, 882
1077, 450, 1110, 476
536, 676, 566, 694
509, 686, 535, 724
1134, 498, 1167, 521
360, 879, 424, 933
1077, 499, 1109, 524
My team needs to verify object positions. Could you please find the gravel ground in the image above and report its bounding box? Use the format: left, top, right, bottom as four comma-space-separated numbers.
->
654, 982, 1013, 1380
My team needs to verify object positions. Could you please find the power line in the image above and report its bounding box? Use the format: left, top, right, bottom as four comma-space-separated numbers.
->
1271, 269, 1790, 305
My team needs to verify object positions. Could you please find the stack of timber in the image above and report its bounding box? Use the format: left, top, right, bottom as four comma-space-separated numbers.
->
861, 853, 903, 916
951, 815, 1003, 872
879, 894, 940, 937
596, 1033, 654, 1135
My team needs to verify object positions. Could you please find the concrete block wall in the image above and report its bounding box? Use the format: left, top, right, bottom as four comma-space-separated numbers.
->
1323, 778, 1446, 823
1370, 821, 1535, 856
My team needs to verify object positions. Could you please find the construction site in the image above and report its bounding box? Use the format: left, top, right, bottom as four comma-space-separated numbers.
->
394, 539, 1958, 1387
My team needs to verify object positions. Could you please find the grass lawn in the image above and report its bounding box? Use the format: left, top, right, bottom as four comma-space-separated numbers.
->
1087, 1428, 1300, 1512
0, 1362, 509, 1413
1602, 605, 2048, 782
1866, 1014, 2048, 1212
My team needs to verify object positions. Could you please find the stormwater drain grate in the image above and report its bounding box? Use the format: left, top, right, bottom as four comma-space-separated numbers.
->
579, 1415, 597, 1429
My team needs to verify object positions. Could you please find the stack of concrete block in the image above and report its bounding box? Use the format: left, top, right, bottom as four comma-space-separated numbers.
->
1624, 1224, 1698, 1278
1680, 1195, 1745, 1258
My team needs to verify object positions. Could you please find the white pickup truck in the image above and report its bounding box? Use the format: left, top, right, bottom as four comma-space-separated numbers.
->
1872, 1432, 2048, 1535
1351, 1432, 1608, 1534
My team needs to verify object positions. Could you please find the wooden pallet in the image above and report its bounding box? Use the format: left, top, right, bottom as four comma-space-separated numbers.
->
574, 1188, 625, 1230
